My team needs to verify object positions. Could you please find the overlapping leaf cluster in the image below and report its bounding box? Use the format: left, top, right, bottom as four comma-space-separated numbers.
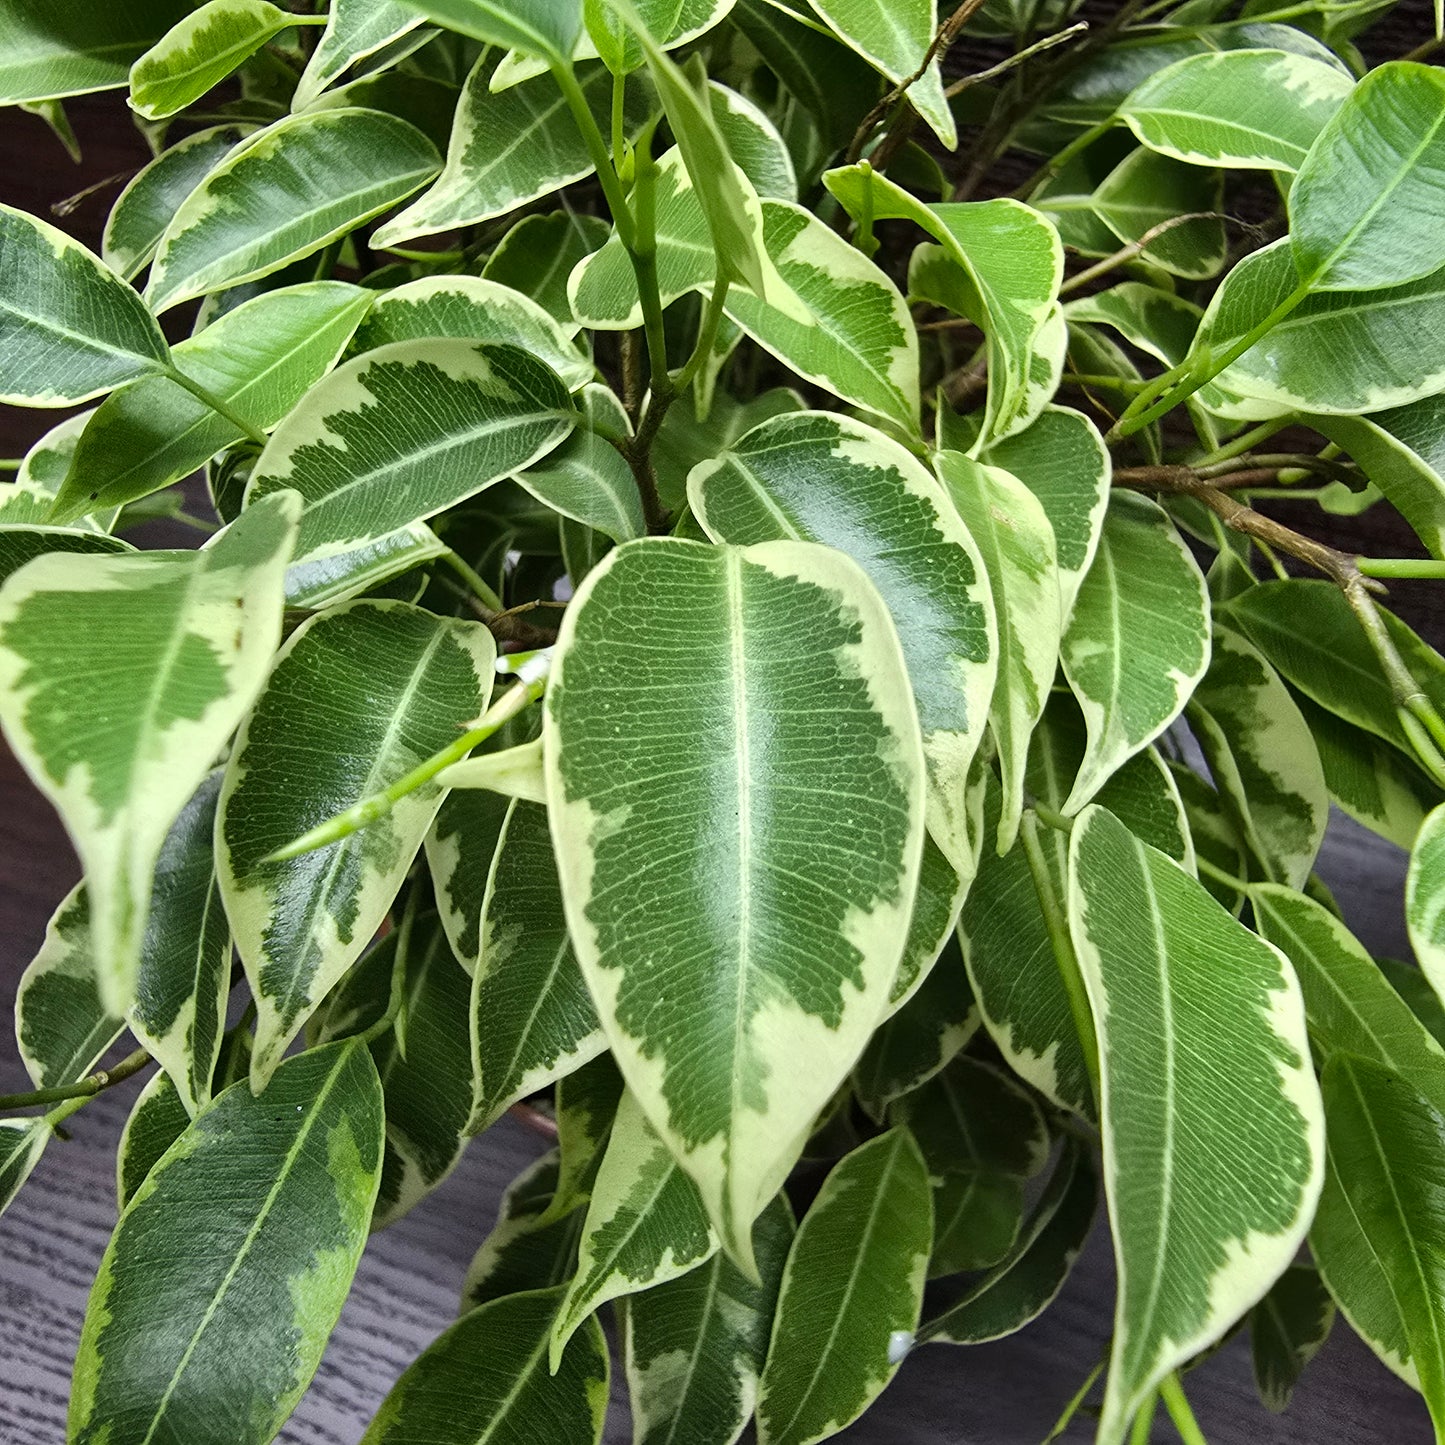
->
1, 0, 1445, 1441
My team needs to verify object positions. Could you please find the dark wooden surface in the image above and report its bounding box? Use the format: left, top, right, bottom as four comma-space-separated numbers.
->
2, 52, 1443, 1445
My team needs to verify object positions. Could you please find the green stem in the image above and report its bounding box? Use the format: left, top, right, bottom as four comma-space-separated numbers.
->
0, 459, 21, 472
265, 660, 551, 862
439, 547, 505, 612
1044, 1357, 1106, 1442
1158, 1372, 1209, 1445
1357, 558, 1445, 579
1129, 1391, 1159, 1445
629, 143, 674, 403
611, 68, 627, 168
1190, 419, 1290, 468
164, 367, 268, 447
673, 280, 732, 397
0, 1046, 153, 1116
1195, 854, 1251, 895
551, 59, 636, 250
1020, 811, 1102, 1103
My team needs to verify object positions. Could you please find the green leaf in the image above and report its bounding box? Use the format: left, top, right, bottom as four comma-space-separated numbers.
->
16, 886, 123, 1091
0, 0, 195, 103
376, 56, 618, 248
1200, 239, 1445, 415
401, 0, 583, 61
103, 125, 249, 282
551, 1088, 718, 1365
0, 414, 110, 531
146, 108, 440, 313
0, 203, 171, 406
825, 166, 1063, 447
546, 1053, 626, 1224
294, 0, 426, 110
0, 492, 298, 1015
1068, 805, 1324, 1444
979, 404, 1110, 621
884, 828, 973, 1011
1381, 957, 1445, 1050
1091, 147, 1226, 280
115, 1068, 191, 1211
246, 339, 575, 607
691, 412, 994, 876
711, 79, 799, 201
0, 1118, 50, 1220
1312, 1054, 1445, 1428
1059, 492, 1210, 814
804, 0, 954, 147
922, 1140, 1098, 1344
1409, 803, 1445, 1014
471, 798, 606, 1132
623, 1192, 794, 1445
1291, 62, 1445, 292
362, 1286, 609, 1444
927, 1169, 1025, 1278
70, 1040, 384, 1445
1119, 49, 1352, 171
546, 538, 926, 1269
483, 211, 612, 328
0, 525, 133, 588
129, 0, 307, 120
755, 1128, 932, 1445
53, 281, 374, 525
1250, 1261, 1336, 1412
938, 451, 1060, 853
571, 0, 737, 78
218, 600, 496, 1086
1188, 625, 1328, 888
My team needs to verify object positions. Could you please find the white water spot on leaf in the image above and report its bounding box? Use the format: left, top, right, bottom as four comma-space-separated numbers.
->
887, 1329, 914, 1364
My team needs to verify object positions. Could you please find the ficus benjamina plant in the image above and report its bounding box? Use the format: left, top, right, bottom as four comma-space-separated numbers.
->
3, 0, 1445, 1440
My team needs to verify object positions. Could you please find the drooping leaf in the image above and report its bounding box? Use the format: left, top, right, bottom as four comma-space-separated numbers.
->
1188, 625, 1328, 889
922, 1140, 1098, 1345
623, 1191, 793, 1445
0, 492, 298, 1015
103, 125, 249, 282
115, 1068, 192, 1212
1290, 62, 1445, 293
245, 339, 575, 607
1409, 803, 1445, 1014
218, 600, 495, 1086
0, 1118, 51, 1220
1091, 147, 1226, 280
1250, 1263, 1336, 1413
0, 203, 172, 406
1068, 805, 1323, 1444
756, 1128, 932, 1445
146, 108, 440, 313
129, 0, 307, 120
1059, 491, 1210, 814
825, 166, 1063, 447
1311, 1054, 1445, 1430
482, 211, 612, 328
294, 0, 427, 110
53, 282, 374, 525
471, 798, 606, 1132
565, 0, 738, 79
1119, 48, 1352, 171
691, 411, 994, 876
361, 1286, 609, 1445
401, 0, 583, 61
70, 1041, 384, 1445
546, 537, 926, 1270
551, 1088, 718, 1366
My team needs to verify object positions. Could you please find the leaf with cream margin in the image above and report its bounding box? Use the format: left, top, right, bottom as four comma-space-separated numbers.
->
1409, 803, 1445, 1013
1250, 1264, 1336, 1413
483, 211, 612, 329
710, 78, 798, 201
145, 108, 440, 313
545, 537, 926, 1272
1118, 49, 1352, 171
0, 492, 297, 1016
1068, 805, 1324, 1445
69, 1041, 384, 1445
294, 0, 426, 110
938, 450, 1060, 853
244, 338, 575, 607
402, 0, 582, 60
0, 414, 113, 533
566, 0, 741, 79
1059, 492, 1210, 815
543, 1052, 626, 1227
690, 411, 994, 876
551, 1089, 719, 1367
0, 1119, 51, 1221
470, 798, 606, 1133
0, 203, 171, 406
825, 165, 1063, 447
218, 600, 495, 1087
755, 1128, 932, 1445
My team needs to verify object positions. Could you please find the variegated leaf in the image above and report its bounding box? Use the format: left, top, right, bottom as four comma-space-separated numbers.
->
690, 411, 994, 876
116, 1068, 191, 1212
623, 1192, 794, 1445
1251, 1263, 1336, 1413
756, 1128, 932, 1445
1060, 491, 1210, 814
546, 538, 926, 1269
0, 202, 171, 405
246, 338, 574, 607
53, 281, 374, 525
551, 1089, 719, 1366
146, 109, 440, 313
471, 798, 606, 1133
544, 1051, 625, 1227
0, 492, 297, 1015
69, 1041, 384, 1445
1409, 803, 1445, 1011
1068, 805, 1324, 1445
218, 600, 495, 1086
294, 0, 426, 110
403, 0, 582, 60
710, 78, 798, 201
0, 413, 111, 532
482, 211, 612, 329
0, 1118, 50, 1221
566, 0, 740, 79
